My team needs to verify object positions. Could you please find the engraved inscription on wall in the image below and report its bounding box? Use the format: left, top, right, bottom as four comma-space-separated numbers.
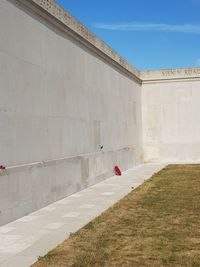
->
162, 68, 200, 77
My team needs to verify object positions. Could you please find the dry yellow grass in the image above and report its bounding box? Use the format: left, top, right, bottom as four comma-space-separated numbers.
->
32, 165, 200, 267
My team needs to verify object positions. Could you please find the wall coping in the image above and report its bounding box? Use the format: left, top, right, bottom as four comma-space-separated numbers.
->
141, 68, 200, 82
21, 0, 141, 82
13, 0, 200, 83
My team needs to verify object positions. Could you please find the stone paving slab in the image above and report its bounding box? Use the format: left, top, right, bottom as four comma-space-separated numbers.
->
0, 163, 166, 267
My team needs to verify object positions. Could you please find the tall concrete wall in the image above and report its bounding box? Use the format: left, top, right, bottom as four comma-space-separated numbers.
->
1, 0, 200, 227
0, 0, 142, 225
142, 69, 200, 162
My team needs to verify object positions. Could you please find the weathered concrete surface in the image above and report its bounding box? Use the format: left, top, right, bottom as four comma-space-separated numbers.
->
142, 70, 200, 162
0, 163, 166, 267
0, 0, 142, 225
0, 148, 137, 226
1, 0, 200, 226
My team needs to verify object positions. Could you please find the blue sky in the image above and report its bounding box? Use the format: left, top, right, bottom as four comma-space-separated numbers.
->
56, 0, 200, 70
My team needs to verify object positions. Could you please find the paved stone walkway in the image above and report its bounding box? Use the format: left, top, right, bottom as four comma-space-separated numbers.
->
0, 163, 166, 267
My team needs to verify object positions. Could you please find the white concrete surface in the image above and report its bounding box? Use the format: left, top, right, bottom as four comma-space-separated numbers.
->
142, 78, 200, 162
0, 163, 166, 267
0, 0, 142, 225
1, 0, 200, 228
0, 0, 142, 167
0, 1, 200, 266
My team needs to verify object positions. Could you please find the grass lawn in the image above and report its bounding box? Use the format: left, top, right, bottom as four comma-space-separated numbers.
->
32, 165, 200, 267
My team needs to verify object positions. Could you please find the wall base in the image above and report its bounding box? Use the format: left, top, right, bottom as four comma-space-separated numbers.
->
0, 147, 137, 226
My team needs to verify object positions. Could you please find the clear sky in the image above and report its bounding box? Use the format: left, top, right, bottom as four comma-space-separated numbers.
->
55, 0, 200, 71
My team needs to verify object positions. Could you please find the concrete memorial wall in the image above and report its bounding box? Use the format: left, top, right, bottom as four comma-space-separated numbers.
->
1, 0, 200, 226
142, 69, 200, 162
0, 0, 142, 225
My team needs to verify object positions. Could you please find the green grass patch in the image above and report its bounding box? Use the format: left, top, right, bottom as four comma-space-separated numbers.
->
32, 165, 200, 267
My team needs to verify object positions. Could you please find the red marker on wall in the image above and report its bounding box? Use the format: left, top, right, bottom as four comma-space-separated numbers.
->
0, 165, 6, 170
114, 166, 122, 176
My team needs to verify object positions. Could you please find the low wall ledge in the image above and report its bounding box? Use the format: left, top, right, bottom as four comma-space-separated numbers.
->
0, 147, 134, 177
